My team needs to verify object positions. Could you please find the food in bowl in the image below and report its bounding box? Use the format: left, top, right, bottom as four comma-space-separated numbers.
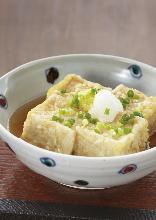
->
19, 74, 156, 157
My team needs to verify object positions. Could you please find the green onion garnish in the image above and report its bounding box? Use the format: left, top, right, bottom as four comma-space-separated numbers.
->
59, 109, 67, 115
94, 129, 100, 134
119, 119, 126, 124
57, 117, 64, 122
124, 127, 131, 134
64, 121, 71, 127
52, 115, 64, 123
124, 98, 130, 104
136, 105, 143, 112
109, 129, 116, 137
90, 118, 97, 124
68, 109, 75, 115
118, 128, 123, 136
96, 122, 104, 129
130, 120, 134, 125
122, 113, 130, 121
67, 118, 75, 125
122, 104, 126, 109
116, 122, 123, 128
60, 89, 66, 93
104, 108, 110, 115
127, 90, 134, 97
82, 119, 89, 126
85, 113, 91, 119
78, 111, 84, 118
106, 124, 114, 130
133, 95, 139, 99
130, 113, 135, 119
90, 89, 96, 95
118, 97, 125, 103
67, 99, 73, 107
133, 111, 144, 118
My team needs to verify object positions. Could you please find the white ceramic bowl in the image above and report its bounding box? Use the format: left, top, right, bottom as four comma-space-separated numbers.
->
0, 54, 156, 189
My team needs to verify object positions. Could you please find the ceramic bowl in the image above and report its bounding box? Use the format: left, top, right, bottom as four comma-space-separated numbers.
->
0, 54, 156, 189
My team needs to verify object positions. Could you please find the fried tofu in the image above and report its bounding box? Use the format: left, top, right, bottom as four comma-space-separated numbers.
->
21, 74, 111, 155
112, 84, 156, 136
21, 74, 151, 157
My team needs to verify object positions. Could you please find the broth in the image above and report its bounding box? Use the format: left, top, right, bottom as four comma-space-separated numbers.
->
8, 95, 156, 149
9, 95, 46, 138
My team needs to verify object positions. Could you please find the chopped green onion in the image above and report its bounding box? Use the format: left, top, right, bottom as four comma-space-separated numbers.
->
94, 129, 100, 134
64, 121, 71, 127
59, 109, 67, 115
78, 111, 84, 118
119, 119, 126, 124
95, 87, 101, 92
118, 97, 125, 103
52, 115, 64, 123
90, 118, 97, 124
133, 95, 139, 99
67, 99, 73, 107
136, 105, 143, 112
133, 111, 144, 118
124, 98, 130, 104
68, 109, 75, 115
122, 104, 126, 109
124, 127, 131, 134
72, 93, 79, 108
130, 113, 135, 119
109, 129, 116, 137
58, 117, 64, 122
85, 113, 91, 119
104, 108, 110, 115
127, 90, 134, 97
116, 122, 123, 128
67, 118, 75, 125
106, 124, 114, 130
122, 113, 130, 121
82, 119, 89, 126
96, 122, 104, 129
60, 89, 66, 93
118, 128, 123, 136
130, 120, 134, 125
90, 89, 96, 95
52, 115, 58, 121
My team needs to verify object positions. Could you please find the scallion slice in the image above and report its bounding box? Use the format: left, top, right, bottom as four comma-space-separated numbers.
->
60, 89, 66, 93
127, 90, 134, 97
104, 108, 110, 115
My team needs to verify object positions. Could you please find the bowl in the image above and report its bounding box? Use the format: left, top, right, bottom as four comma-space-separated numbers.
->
0, 54, 156, 189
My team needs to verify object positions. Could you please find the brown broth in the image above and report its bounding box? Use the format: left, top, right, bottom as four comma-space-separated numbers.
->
9, 95, 46, 138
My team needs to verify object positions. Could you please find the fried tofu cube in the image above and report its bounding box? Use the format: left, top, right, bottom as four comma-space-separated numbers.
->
74, 114, 148, 157
112, 84, 156, 136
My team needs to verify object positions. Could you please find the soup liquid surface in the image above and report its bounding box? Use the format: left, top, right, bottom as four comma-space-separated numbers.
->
9, 95, 46, 138
9, 95, 156, 149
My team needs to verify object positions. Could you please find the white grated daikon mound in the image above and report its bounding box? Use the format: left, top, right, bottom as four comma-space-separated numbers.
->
88, 90, 123, 122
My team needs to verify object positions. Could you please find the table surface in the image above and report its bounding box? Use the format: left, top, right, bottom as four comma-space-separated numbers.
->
0, 1, 156, 219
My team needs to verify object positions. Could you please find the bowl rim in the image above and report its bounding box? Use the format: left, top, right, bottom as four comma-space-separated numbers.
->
1, 53, 156, 161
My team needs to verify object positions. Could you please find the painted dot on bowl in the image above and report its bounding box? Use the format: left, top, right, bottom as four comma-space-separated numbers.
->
128, 65, 142, 79
74, 180, 89, 186
40, 157, 56, 167
0, 94, 8, 109
45, 67, 59, 84
118, 164, 137, 174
